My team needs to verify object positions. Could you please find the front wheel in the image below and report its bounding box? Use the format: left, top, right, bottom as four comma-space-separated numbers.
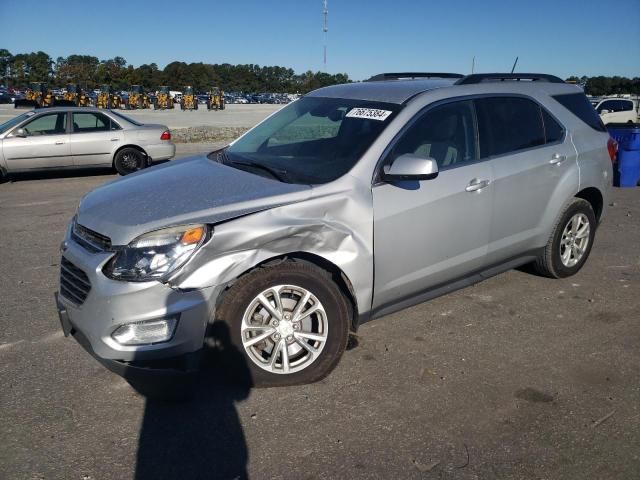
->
533, 198, 596, 278
214, 261, 350, 387
114, 147, 146, 175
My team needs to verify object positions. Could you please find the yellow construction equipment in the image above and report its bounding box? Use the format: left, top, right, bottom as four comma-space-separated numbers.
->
207, 86, 226, 111
96, 85, 122, 109
57, 84, 91, 107
154, 86, 174, 110
180, 86, 198, 111
14, 82, 56, 109
126, 85, 151, 109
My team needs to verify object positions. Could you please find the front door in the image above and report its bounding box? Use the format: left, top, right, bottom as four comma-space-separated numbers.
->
69, 111, 122, 166
372, 100, 493, 311
2, 112, 71, 170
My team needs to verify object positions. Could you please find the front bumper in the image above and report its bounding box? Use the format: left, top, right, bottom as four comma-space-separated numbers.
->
56, 237, 218, 373
56, 292, 201, 379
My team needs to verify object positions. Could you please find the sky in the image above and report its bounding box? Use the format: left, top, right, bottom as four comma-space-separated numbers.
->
1, 0, 639, 80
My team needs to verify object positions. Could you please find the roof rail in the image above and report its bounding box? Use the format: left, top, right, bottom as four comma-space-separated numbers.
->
455, 73, 565, 85
367, 72, 464, 82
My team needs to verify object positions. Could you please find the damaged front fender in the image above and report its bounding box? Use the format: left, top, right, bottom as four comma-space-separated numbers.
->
169, 175, 375, 325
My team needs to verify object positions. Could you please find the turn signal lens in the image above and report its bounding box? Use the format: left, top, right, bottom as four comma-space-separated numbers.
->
160, 130, 171, 140
607, 137, 617, 163
181, 226, 205, 245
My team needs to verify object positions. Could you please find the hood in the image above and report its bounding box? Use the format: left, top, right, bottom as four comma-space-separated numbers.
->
76, 156, 312, 245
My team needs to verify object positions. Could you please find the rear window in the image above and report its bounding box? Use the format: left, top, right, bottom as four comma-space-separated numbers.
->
541, 109, 564, 143
552, 93, 606, 132
476, 97, 545, 158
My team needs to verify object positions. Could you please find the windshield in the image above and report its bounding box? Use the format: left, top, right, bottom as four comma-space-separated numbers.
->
101, 86, 110, 93
109, 110, 143, 126
0, 111, 35, 134
221, 97, 400, 184
159, 87, 169, 93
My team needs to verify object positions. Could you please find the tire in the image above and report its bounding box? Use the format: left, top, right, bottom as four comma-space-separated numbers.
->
214, 261, 350, 387
533, 198, 596, 278
114, 147, 146, 176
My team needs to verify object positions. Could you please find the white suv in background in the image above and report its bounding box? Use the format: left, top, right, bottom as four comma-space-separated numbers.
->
595, 98, 639, 124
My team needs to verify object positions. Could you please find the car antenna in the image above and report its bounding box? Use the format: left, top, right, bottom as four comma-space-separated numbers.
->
510, 56, 519, 74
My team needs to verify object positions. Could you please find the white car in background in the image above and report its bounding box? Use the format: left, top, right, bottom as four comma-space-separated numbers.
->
595, 98, 639, 124
0, 107, 175, 179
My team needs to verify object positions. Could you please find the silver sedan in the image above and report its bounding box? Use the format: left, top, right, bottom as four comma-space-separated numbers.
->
0, 107, 175, 178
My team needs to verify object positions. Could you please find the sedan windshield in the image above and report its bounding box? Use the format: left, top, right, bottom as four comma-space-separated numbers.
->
0, 111, 35, 134
219, 97, 400, 184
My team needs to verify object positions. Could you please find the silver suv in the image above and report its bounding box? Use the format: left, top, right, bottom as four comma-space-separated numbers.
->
56, 73, 613, 388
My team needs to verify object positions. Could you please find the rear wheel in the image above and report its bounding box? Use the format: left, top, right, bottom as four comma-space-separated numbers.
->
215, 261, 350, 387
533, 198, 596, 278
114, 147, 146, 175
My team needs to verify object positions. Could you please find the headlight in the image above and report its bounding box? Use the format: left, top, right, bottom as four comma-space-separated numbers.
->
104, 224, 208, 281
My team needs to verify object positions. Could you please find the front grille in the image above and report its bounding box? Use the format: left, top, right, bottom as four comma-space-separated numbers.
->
60, 257, 92, 305
72, 222, 112, 253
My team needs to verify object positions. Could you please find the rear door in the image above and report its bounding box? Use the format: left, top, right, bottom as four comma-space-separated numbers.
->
2, 112, 71, 170
476, 96, 578, 264
372, 100, 493, 310
69, 111, 123, 166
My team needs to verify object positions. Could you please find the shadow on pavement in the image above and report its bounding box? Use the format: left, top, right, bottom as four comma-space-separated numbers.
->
4, 167, 116, 182
131, 321, 253, 480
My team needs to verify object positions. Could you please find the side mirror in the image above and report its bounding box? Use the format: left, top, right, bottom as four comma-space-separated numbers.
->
13, 128, 27, 138
382, 153, 439, 181
600, 109, 610, 115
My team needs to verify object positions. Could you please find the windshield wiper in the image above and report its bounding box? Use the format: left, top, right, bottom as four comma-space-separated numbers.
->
226, 158, 290, 183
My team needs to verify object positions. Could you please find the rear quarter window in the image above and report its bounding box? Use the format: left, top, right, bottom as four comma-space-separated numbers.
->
552, 93, 606, 132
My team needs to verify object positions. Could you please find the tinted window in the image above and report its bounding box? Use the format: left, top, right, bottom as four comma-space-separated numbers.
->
597, 99, 633, 113
476, 97, 545, 158
390, 100, 477, 168
72, 112, 119, 132
542, 109, 564, 143
21, 113, 67, 136
552, 93, 606, 132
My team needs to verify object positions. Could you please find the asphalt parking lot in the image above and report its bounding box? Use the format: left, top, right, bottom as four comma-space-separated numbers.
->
0, 146, 639, 479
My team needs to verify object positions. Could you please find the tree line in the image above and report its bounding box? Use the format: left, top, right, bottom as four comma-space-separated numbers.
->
565, 75, 640, 96
0, 49, 350, 93
2, 49, 638, 95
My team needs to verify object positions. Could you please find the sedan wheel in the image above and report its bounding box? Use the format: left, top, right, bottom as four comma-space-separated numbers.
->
114, 148, 145, 176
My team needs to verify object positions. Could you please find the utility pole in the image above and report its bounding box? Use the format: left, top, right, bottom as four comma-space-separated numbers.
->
322, 0, 328, 71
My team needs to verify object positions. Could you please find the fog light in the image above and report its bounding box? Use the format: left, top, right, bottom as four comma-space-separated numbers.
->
111, 318, 178, 346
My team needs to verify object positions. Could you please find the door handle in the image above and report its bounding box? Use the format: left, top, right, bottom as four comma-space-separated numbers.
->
55, 141, 65, 145
549, 153, 566, 165
465, 178, 490, 192
110, 138, 119, 141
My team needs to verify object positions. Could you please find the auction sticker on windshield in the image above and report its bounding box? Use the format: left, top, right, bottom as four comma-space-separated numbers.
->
346, 108, 392, 121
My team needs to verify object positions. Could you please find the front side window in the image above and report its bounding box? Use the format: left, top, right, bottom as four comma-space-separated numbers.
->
20, 113, 67, 136
221, 97, 400, 184
72, 112, 118, 132
476, 97, 545, 158
389, 100, 477, 169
